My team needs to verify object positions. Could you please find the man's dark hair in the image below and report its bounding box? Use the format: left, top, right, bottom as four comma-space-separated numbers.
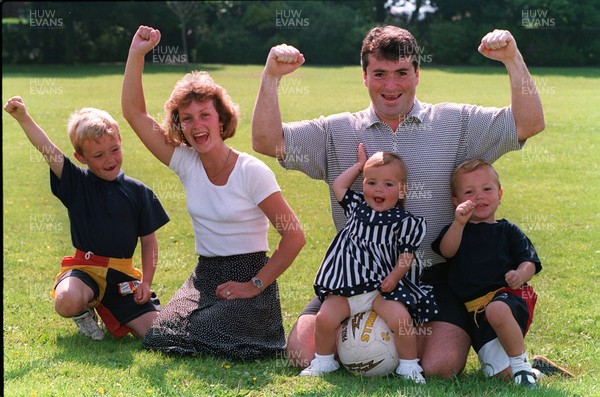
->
361, 25, 421, 72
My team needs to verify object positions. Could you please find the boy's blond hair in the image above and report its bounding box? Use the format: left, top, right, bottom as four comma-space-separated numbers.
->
67, 108, 121, 155
450, 159, 501, 196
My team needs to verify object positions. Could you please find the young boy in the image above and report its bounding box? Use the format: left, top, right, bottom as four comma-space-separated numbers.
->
431, 159, 541, 388
4, 96, 170, 340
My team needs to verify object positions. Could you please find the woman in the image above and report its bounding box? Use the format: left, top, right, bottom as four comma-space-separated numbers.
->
122, 25, 305, 359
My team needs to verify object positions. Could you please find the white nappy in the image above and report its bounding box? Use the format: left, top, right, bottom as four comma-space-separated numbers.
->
347, 290, 380, 316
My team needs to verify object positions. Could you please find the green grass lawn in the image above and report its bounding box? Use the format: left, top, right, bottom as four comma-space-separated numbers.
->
2, 64, 599, 397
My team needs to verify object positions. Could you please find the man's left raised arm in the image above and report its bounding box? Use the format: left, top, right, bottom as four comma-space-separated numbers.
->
478, 29, 545, 141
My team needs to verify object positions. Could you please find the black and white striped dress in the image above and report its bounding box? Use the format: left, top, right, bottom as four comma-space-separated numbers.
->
314, 189, 438, 323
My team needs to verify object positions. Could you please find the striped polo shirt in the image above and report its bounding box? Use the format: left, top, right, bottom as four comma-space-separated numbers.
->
280, 99, 521, 268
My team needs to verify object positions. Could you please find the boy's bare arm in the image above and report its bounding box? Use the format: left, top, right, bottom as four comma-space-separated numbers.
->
505, 261, 536, 289
438, 200, 475, 258
4, 96, 64, 178
136, 232, 159, 305
437, 221, 466, 259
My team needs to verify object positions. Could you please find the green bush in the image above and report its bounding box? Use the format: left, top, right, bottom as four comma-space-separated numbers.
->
2, 1, 599, 66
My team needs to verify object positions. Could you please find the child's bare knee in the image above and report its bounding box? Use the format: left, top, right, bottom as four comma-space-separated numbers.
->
485, 301, 510, 327
54, 295, 85, 317
54, 287, 90, 317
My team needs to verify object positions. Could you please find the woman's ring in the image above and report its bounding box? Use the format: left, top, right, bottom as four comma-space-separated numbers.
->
226, 291, 231, 296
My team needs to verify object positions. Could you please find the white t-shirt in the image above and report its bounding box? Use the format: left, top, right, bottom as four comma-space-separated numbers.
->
170, 146, 280, 257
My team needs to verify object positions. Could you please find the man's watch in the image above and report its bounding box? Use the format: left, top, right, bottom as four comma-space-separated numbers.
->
251, 277, 264, 292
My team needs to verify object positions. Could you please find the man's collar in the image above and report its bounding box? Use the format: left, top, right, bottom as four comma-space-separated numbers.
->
405, 99, 425, 124
364, 99, 424, 129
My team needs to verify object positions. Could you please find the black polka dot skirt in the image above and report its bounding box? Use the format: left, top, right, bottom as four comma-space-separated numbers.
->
143, 252, 285, 360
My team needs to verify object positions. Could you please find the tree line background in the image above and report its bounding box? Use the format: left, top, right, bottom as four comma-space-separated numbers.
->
2, 0, 599, 66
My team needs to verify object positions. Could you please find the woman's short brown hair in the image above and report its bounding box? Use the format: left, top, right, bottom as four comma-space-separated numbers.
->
163, 71, 240, 146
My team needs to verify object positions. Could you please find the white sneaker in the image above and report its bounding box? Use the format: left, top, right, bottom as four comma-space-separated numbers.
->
72, 309, 104, 341
532, 368, 546, 380
396, 364, 426, 384
514, 370, 537, 389
299, 357, 340, 377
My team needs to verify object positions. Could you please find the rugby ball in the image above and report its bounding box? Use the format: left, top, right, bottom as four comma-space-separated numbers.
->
337, 310, 398, 377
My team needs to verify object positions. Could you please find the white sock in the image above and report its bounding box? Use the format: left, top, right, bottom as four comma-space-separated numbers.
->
397, 358, 422, 374
509, 352, 533, 374
313, 353, 336, 363
399, 358, 420, 366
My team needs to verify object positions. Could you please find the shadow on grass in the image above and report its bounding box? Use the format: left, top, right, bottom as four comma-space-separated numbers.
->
4, 332, 142, 382
297, 369, 573, 397
4, 335, 576, 397
131, 352, 298, 395
131, 352, 575, 397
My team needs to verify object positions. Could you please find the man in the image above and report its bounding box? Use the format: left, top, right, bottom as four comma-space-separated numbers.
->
252, 26, 563, 380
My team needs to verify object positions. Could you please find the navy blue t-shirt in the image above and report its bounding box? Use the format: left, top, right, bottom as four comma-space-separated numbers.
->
431, 219, 541, 302
50, 157, 170, 258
